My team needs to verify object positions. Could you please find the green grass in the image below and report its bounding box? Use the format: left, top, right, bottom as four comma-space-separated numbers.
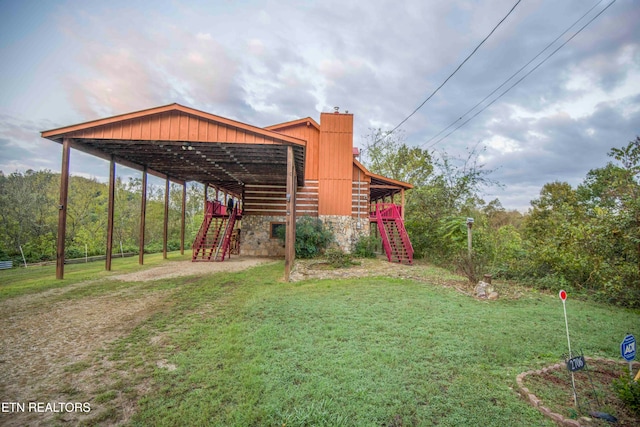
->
4, 258, 639, 426
0, 251, 191, 300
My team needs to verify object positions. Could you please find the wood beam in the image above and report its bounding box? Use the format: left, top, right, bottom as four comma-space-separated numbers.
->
204, 184, 208, 211
106, 155, 116, 271
163, 177, 169, 259
139, 167, 147, 265
401, 189, 405, 221
369, 185, 404, 190
284, 146, 297, 281
56, 138, 71, 279
66, 139, 184, 184
180, 181, 186, 255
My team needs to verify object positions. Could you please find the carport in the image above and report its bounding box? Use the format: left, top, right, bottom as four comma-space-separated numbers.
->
41, 103, 306, 280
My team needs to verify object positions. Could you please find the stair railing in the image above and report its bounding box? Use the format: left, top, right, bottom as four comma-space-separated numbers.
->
390, 204, 414, 263
215, 207, 237, 261
192, 201, 214, 260
375, 204, 393, 262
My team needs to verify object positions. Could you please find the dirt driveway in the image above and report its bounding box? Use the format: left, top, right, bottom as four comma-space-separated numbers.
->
0, 257, 273, 426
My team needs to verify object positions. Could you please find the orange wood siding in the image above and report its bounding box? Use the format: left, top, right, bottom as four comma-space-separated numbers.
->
62, 109, 304, 147
267, 120, 320, 180
318, 113, 353, 215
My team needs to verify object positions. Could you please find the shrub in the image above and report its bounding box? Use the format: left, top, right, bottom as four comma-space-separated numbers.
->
612, 374, 640, 414
353, 234, 379, 258
325, 248, 358, 268
277, 217, 334, 259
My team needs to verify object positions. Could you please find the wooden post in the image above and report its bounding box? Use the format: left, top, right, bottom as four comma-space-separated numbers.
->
204, 183, 208, 211
163, 177, 169, 259
180, 182, 186, 255
401, 189, 405, 221
284, 146, 297, 281
139, 167, 147, 265
56, 138, 71, 279
105, 155, 116, 271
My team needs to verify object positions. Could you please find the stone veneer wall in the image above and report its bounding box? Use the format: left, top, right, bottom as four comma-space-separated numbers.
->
318, 215, 369, 253
240, 215, 287, 257
240, 214, 370, 256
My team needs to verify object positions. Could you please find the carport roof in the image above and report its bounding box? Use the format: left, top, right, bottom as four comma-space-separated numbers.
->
41, 103, 306, 195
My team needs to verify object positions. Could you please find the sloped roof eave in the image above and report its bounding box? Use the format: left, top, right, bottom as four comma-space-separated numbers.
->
265, 117, 321, 132
41, 103, 307, 147
353, 158, 413, 190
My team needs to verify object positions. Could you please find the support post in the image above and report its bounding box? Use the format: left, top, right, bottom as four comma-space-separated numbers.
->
284, 146, 297, 281
56, 138, 71, 279
180, 182, 186, 255
139, 167, 147, 265
163, 177, 169, 259
204, 183, 208, 211
106, 155, 116, 271
401, 189, 405, 221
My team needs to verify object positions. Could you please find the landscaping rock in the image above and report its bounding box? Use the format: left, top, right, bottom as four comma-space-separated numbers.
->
475, 281, 489, 298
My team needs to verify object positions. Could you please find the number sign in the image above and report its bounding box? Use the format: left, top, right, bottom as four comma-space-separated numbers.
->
566, 355, 586, 372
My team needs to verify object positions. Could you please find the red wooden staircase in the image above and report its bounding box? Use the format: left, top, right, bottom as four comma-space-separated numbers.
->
371, 203, 413, 265
192, 201, 239, 262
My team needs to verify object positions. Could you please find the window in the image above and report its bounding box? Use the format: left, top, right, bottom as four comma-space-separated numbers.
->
270, 222, 285, 239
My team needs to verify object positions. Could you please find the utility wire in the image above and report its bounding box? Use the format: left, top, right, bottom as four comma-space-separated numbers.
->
425, 0, 617, 150
386, 0, 522, 136
422, 0, 606, 148
360, 0, 522, 160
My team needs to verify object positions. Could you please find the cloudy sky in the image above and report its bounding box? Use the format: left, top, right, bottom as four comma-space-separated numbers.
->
1, 0, 638, 211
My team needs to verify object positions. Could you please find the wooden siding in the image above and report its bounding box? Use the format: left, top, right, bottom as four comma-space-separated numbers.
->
243, 184, 286, 216
64, 110, 297, 145
243, 181, 319, 217
352, 180, 369, 219
318, 113, 353, 215
43, 104, 306, 147
267, 119, 320, 181
297, 180, 319, 216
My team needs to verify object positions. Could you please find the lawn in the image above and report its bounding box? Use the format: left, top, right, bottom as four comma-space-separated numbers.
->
0, 256, 638, 426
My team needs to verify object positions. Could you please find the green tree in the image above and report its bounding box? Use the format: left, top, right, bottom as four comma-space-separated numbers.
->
0, 170, 58, 261
362, 129, 433, 187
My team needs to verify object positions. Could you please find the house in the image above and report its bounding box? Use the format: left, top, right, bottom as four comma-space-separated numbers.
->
42, 104, 413, 280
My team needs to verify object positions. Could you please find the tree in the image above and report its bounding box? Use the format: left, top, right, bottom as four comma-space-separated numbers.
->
362, 129, 433, 187
0, 170, 58, 260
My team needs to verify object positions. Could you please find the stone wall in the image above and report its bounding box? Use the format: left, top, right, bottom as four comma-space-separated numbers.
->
240, 215, 286, 257
240, 214, 370, 256
319, 215, 369, 253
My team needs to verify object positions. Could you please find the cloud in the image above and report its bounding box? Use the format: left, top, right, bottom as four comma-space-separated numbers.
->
2, 0, 638, 211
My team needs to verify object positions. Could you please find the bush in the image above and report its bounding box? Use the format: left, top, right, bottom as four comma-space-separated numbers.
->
455, 251, 489, 284
277, 217, 334, 259
353, 234, 379, 258
612, 375, 640, 414
325, 248, 358, 268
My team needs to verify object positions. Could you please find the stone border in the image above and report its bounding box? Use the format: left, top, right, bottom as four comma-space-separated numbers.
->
516, 357, 637, 426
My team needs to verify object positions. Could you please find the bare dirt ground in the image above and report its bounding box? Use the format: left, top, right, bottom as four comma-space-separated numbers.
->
0, 256, 273, 426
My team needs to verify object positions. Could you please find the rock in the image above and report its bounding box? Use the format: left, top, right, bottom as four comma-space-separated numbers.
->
488, 291, 499, 300
475, 281, 488, 298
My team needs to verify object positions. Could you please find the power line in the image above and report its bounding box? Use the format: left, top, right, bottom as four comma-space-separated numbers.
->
386, 0, 522, 136
361, 0, 522, 159
424, 0, 617, 150
422, 0, 606, 148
